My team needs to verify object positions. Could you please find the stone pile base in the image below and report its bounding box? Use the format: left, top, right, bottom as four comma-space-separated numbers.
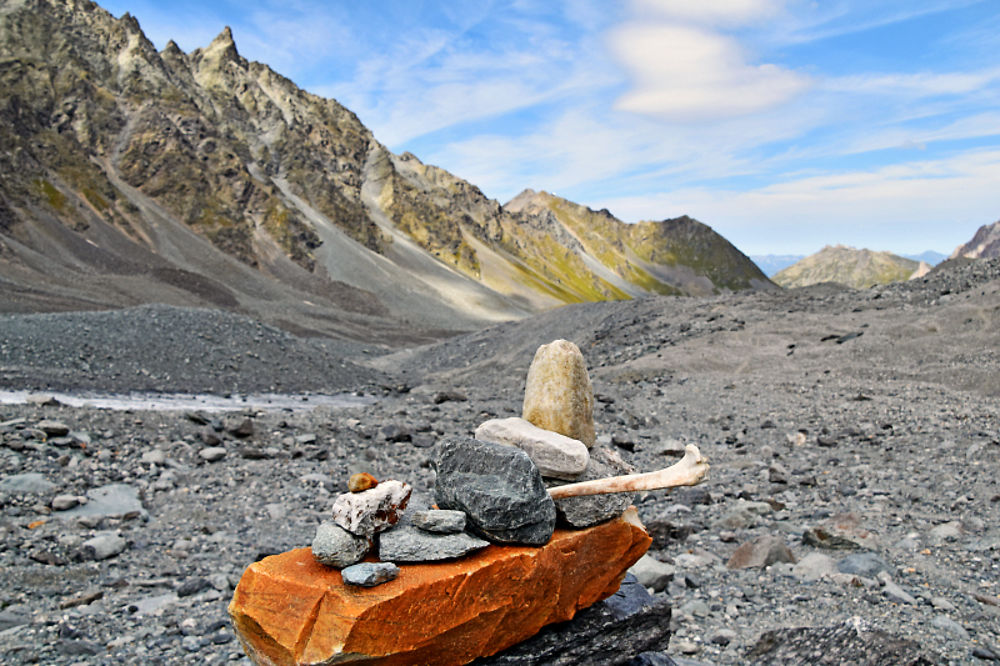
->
229, 508, 651, 665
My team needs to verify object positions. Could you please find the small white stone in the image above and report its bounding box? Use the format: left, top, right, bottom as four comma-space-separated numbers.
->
332, 479, 411, 537
475, 417, 589, 480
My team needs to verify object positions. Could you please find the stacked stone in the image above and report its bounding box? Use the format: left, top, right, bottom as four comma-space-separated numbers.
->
310, 339, 634, 587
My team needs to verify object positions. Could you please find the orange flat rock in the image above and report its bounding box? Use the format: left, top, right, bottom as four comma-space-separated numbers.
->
229, 507, 651, 665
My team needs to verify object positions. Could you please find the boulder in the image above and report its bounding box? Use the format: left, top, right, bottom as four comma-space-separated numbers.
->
475, 417, 590, 480
522, 340, 596, 448
229, 508, 651, 666
434, 437, 555, 546
332, 480, 411, 538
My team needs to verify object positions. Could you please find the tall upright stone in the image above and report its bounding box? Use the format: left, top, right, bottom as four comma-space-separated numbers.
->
522, 340, 596, 448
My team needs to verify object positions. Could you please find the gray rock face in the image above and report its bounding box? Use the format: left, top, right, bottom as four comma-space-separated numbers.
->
547, 447, 634, 528
378, 525, 489, 562
475, 417, 590, 480
411, 509, 467, 534
747, 617, 941, 664
54, 484, 146, 521
0, 472, 57, 494
478, 574, 672, 665
341, 562, 399, 587
332, 479, 411, 538
311, 522, 370, 568
434, 437, 556, 546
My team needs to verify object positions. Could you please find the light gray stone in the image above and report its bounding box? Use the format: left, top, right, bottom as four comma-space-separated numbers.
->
379, 525, 490, 562
628, 554, 677, 592
199, 447, 227, 462
931, 614, 970, 640
0, 473, 56, 494
792, 552, 837, 581
836, 552, 890, 577
51, 494, 80, 511
37, 419, 70, 436
475, 417, 589, 480
311, 522, 370, 568
877, 571, 916, 605
341, 562, 400, 587
80, 533, 126, 560
411, 509, 466, 534
140, 449, 166, 465
55, 484, 147, 521
332, 479, 411, 537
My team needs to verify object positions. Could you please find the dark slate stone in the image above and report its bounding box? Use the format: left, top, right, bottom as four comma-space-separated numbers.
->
475, 574, 671, 665
546, 447, 634, 529
746, 618, 940, 665
626, 653, 679, 666
176, 577, 211, 597
434, 437, 556, 546
378, 526, 489, 562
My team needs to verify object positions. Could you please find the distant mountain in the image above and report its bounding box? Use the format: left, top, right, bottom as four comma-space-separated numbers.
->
902, 250, 946, 265
0, 0, 774, 343
750, 254, 806, 277
951, 220, 1000, 260
773, 245, 920, 289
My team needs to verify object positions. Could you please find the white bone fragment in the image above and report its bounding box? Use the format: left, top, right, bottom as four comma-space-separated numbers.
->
547, 444, 708, 499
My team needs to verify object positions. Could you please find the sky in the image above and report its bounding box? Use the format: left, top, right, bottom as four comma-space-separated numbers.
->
97, 0, 1000, 256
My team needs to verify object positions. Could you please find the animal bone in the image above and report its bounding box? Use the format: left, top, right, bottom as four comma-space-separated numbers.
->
547, 444, 709, 499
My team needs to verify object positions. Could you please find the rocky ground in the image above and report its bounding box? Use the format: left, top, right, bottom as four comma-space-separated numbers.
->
1, 258, 999, 664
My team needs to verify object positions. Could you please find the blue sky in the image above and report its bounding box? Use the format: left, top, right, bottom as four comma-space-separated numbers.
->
99, 0, 1000, 256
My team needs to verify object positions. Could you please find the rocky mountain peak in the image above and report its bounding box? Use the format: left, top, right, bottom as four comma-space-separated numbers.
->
951, 219, 1000, 259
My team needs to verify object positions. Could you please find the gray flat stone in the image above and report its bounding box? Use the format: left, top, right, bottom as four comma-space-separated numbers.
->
837, 552, 890, 577
78, 533, 127, 560
434, 437, 556, 546
792, 552, 837, 581
199, 446, 227, 462
379, 525, 490, 562
55, 484, 147, 521
0, 473, 56, 494
411, 509, 466, 534
341, 562, 399, 587
311, 522, 370, 568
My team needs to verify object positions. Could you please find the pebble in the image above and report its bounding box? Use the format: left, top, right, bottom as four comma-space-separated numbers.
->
628, 554, 677, 592
199, 447, 227, 462
929, 521, 962, 542
348, 472, 378, 493
37, 419, 70, 436
791, 552, 837, 581
332, 479, 411, 537
312, 522, 371, 568
726, 535, 796, 570
78, 533, 127, 560
522, 339, 596, 448
341, 562, 400, 587
836, 552, 890, 577
378, 525, 490, 562
411, 509, 466, 534
51, 494, 81, 511
877, 571, 916, 605
177, 578, 212, 597
140, 449, 166, 465
475, 417, 590, 480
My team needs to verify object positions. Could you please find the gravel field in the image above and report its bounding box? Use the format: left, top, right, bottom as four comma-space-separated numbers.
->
1, 257, 999, 664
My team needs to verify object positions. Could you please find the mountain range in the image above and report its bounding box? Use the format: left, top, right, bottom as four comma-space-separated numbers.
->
0, 0, 773, 344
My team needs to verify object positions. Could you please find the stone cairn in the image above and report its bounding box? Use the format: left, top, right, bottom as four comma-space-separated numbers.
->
228, 339, 709, 666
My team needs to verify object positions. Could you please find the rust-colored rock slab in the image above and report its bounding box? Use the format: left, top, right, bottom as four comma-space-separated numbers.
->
229, 508, 651, 666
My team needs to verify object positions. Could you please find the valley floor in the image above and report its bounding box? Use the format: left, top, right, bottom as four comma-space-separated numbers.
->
1, 259, 999, 664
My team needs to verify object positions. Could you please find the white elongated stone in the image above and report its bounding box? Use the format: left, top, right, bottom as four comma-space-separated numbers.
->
331, 479, 411, 537
475, 417, 590, 480
522, 340, 596, 448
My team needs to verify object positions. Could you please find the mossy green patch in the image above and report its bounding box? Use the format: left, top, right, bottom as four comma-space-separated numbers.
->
35, 179, 67, 211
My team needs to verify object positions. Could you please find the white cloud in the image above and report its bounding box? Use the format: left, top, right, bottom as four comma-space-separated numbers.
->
600, 149, 1000, 254
630, 0, 782, 26
610, 23, 810, 120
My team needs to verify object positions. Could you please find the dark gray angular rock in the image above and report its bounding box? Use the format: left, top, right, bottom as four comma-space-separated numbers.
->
434, 437, 556, 546
311, 522, 370, 568
836, 552, 890, 577
341, 562, 399, 587
546, 447, 634, 528
477, 574, 671, 665
411, 509, 467, 534
746, 617, 940, 664
379, 525, 489, 562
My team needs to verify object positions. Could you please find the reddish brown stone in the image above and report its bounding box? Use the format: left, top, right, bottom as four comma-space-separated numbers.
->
348, 472, 378, 493
229, 508, 651, 665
